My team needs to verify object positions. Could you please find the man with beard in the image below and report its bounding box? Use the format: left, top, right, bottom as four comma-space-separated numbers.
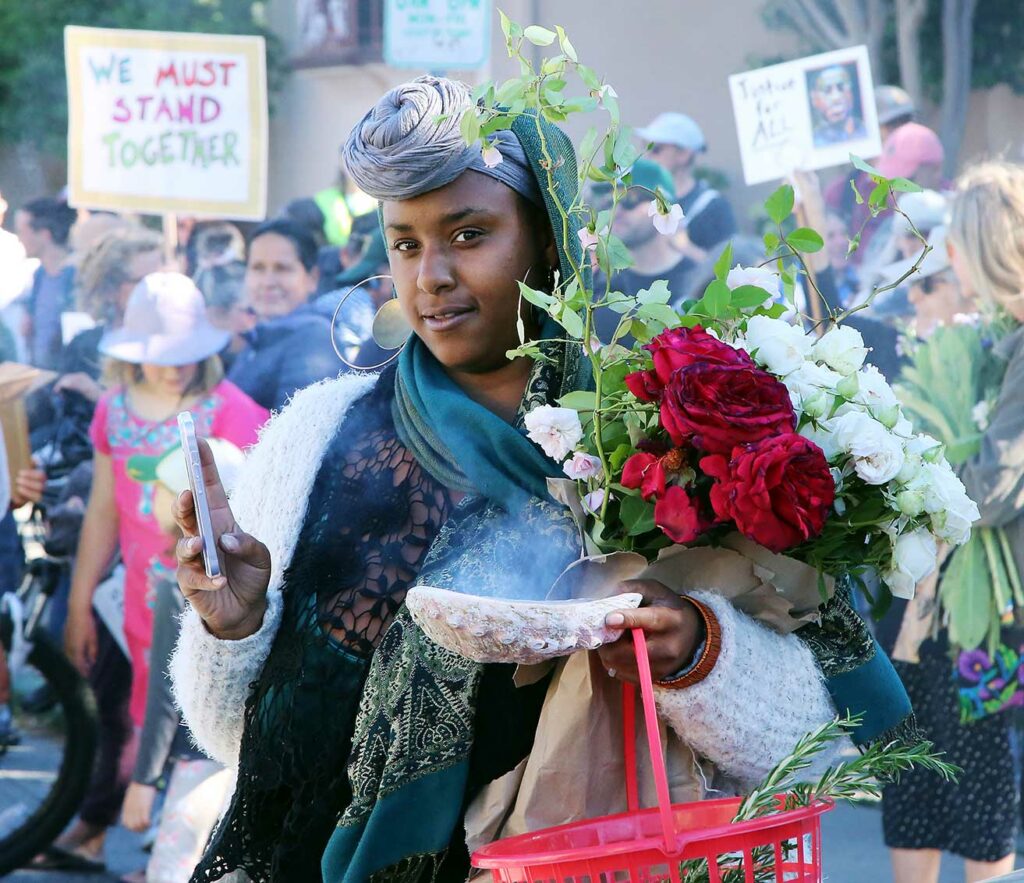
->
592, 158, 696, 343
808, 64, 867, 147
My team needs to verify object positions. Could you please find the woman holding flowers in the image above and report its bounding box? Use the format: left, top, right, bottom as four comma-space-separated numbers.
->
169, 70, 912, 883
884, 162, 1024, 883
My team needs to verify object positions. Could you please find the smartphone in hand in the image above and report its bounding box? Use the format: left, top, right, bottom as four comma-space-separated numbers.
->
177, 411, 222, 579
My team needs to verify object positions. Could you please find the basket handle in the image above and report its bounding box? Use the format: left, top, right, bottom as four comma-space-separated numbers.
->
622, 628, 680, 857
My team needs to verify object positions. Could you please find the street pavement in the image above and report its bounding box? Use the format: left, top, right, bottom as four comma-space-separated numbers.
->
3, 800, 982, 882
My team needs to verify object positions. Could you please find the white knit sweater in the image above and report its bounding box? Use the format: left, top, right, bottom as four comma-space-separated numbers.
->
169, 373, 840, 789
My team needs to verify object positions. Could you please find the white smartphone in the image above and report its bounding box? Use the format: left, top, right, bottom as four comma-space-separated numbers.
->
177, 411, 222, 579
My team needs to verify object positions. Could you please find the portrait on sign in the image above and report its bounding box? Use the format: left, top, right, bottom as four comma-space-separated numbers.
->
805, 61, 867, 148
728, 46, 881, 186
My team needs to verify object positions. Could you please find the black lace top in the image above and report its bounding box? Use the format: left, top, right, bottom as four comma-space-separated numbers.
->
192, 366, 455, 882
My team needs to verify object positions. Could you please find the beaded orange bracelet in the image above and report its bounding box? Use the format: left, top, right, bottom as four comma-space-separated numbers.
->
655, 596, 722, 690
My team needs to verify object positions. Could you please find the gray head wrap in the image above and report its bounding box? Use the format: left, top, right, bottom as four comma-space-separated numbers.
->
342, 76, 542, 207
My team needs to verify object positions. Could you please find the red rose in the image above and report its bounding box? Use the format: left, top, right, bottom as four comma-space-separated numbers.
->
621, 452, 666, 500
660, 363, 797, 453
625, 326, 753, 403
701, 433, 835, 553
654, 485, 708, 544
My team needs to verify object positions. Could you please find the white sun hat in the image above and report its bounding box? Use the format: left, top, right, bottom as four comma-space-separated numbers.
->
98, 272, 229, 366
636, 112, 707, 152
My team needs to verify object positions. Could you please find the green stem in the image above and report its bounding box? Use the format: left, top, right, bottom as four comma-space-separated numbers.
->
997, 528, 1024, 608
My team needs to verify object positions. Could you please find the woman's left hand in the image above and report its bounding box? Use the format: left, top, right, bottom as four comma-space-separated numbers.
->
597, 580, 704, 683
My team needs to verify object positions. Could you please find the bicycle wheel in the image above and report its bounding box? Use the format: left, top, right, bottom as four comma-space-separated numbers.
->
0, 623, 99, 875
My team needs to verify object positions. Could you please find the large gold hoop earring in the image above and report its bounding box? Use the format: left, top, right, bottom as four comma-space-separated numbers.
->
331, 274, 410, 372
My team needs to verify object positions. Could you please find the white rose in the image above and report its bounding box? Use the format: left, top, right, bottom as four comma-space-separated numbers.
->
562, 452, 603, 481
895, 489, 925, 517
897, 451, 924, 484
906, 462, 979, 544
832, 411, 905, 485
783, 362, 843, 413
853, 364, 900, 413
743, 315, 813, 376
583, 488, 606, 514
884, 528, 938, 600
813, 325, 868, 376
524, 405, 584, 461
906, 433, 944, 460
800, 418, 841, 462
726, 264, 781, 302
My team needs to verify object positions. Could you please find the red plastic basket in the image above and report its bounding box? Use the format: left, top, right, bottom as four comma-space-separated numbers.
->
472, 629, 833, 883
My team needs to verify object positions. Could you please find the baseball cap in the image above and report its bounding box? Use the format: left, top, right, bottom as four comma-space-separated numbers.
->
636, 112, 706, 153
896, 189, 948, 236
875, 85, 916, 126
876, 123, 944, 179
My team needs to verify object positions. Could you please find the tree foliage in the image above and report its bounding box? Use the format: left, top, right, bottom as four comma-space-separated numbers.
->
0, 0, 285, 156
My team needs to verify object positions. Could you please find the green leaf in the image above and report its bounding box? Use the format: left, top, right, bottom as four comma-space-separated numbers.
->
868, 181, 889, 208
611, 127, 639, 169
498, 10, 521, 41
891, 177, 923, 193
558, 390, 597, 411
763, 231, 780, 253
578, 127, 600, 163
701, 279, 732, 318
850, 179, 864, 205
637, 279, 671, 305
577, 64, 601, 90
787, 227, 825, 253
459, 108, 480, 146
765, 185, 795, 224
849, 154, 883, 178
730, 284, 771, 309
620, 494, 657, 536
554, 25, 578, 61
713, 241, 733, 280
523, 25, 557, 45
557, 304, 586, 339
637, 302, 680, 326
562, 97, 600, 114
495, 78, 526, 106
846, 233, 861, 257
517, 280, 554, 309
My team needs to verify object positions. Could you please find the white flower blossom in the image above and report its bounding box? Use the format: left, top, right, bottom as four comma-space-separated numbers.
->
905, 461, 979, 544
524, 405, 584, 461
884, 528, 938, 600
783, 361, 843, 413
832, 411, 905, 485
583, 488, 607, 514
813, 325, 868, 376
742, 315, 813, 377
562, 452, 604, 482
577, 227, 600, 251
648, 200, 684, 236
725, 264, 780, 301
481, 142, 504, 168
853, 364, 900, 412
972, 400, 992, 431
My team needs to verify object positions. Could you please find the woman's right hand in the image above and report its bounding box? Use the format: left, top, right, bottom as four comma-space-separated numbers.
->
173, 437, 272, 640
64, 605, 98, 675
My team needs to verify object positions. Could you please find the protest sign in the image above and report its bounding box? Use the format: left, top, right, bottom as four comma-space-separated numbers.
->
64, 26, 268, 219
384, 0, 491, 70
729, 46, 881, 186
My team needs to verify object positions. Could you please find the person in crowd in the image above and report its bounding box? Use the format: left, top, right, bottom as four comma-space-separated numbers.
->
192, 222, 246, 287
635, 111, 737, 268
825, 211, 860, 307
120, 440, 245, 883
14, 196, 78, 370
314, 225, 385, 367
281, 197, 328, 249
203, 261, 258, 372
827, 119, 946, 267
883, 161, 1024, 883
875, 85, 917, 140
314, 162, 377, 247
590, 158, 695, 341
56, 273, 266, 874
227, 219, 339, 411
69, 211, 134, 258
0, 188, 35, 355
168, 75, 910, 883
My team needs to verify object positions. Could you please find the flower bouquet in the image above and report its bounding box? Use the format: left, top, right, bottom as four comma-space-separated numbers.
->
462, 18, 978, 611
444, 16, 961, 882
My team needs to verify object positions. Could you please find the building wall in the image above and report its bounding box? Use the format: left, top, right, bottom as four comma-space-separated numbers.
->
264, 0, 802, 220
